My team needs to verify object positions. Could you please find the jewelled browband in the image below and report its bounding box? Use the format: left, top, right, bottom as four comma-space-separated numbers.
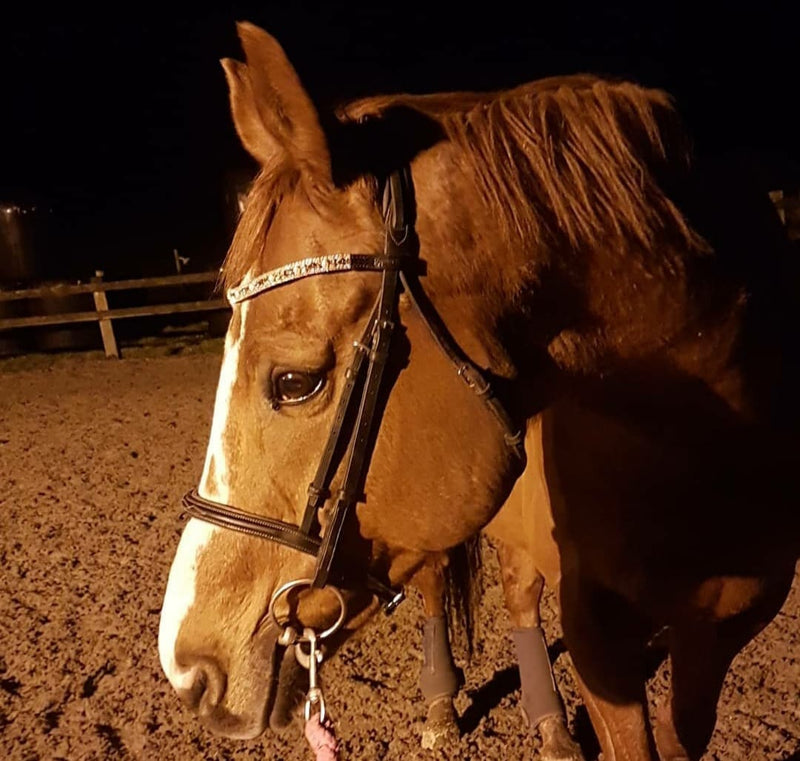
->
227, 253, 413, 305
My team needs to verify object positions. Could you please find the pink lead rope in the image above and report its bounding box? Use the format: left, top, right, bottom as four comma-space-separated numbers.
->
304, 713, 339, 761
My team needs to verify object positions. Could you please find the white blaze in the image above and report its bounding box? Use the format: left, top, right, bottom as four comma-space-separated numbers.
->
158, 301, 250, 689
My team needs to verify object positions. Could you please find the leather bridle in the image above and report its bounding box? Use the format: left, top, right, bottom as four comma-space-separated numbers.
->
182, 168, 524, 616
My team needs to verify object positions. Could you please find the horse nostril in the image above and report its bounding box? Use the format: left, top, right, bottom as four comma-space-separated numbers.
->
176, 657, 227, 717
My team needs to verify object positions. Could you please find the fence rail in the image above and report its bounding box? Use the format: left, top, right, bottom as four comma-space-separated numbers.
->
0, 271, 220, 302
0, 270, 229, 358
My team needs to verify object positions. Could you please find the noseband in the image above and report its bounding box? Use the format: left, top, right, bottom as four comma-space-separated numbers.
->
182, 168, 524, 617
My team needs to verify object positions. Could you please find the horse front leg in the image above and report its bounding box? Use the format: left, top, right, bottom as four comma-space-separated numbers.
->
496, 540, 585, 761
654, 569, 795, 761
411, 558, 462, 751
560, 569, 656, 761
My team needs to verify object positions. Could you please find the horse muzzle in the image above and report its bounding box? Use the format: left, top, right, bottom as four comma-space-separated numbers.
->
167, 625, 286, 739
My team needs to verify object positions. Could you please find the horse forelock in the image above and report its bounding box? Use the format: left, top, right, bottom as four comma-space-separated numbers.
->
220, 165, 381, 296
221, 164, 298, 291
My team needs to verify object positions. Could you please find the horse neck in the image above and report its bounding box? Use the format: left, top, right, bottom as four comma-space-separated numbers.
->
409, 147, 530, 375
409, 142, 793, 429
545, 233, 799, 433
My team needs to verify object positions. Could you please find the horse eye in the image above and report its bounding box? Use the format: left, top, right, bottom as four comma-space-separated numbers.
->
272, 371, 325, 406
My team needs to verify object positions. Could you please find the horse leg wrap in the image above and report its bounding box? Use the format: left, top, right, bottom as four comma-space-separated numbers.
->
420, 615, 460, 702
512, 626, 564, 729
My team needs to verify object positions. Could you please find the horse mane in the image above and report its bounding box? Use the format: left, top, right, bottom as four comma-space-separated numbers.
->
341, 75, 708, 260
223, 74, 708, 289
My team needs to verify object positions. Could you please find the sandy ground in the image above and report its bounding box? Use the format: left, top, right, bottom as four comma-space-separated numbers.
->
1, 343, 799, 761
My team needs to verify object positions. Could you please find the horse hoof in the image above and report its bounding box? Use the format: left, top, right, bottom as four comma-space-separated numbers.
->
538, 715, 586, 761
421, 698, 460, 751
421, 722, 460, 751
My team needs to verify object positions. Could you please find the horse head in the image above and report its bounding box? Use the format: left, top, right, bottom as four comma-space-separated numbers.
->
158, 22, 525, 738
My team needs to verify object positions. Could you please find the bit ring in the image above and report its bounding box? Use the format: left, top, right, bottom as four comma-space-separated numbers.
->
268, 578, 346, 641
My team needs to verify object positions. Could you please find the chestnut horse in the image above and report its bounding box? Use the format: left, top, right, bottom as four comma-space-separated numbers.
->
159, 21, 800, 760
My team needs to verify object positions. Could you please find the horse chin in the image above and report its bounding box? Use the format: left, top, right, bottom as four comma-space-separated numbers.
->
268, 644, 304, 733
194, 642, 300, 739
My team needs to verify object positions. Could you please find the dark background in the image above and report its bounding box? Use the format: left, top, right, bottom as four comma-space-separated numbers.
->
1, 2, 799, 282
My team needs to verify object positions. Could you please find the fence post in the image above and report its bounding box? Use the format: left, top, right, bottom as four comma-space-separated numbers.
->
91, 270, 120, 358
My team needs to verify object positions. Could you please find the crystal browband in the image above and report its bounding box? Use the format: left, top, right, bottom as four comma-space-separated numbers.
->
227, 253, 415, 305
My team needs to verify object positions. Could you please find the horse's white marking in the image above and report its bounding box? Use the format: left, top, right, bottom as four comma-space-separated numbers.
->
158, 299, 251, 689
158, 519, 218, 690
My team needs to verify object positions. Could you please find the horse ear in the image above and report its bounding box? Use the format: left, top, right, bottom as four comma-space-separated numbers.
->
226, 22, 332, 189
220, 58, 282, 166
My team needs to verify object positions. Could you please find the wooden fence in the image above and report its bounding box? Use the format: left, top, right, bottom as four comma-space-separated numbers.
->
0, 270, 229, 358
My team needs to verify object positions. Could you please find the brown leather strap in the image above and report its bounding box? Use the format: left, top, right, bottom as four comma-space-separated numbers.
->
181, 489, 403, 609
312, 264, 403, 589
300, 302, 379, 536
399, 269, 525, 460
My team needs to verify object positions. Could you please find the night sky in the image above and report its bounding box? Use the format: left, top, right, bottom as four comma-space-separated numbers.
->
2, 2, 798, 281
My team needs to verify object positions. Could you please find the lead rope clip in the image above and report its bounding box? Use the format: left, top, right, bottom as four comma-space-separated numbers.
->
296, 628, 339, 760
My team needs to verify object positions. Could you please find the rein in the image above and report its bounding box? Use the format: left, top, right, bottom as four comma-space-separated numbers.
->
182, 168, 524, 613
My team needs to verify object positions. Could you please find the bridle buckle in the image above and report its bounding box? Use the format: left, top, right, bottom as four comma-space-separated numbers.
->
458, 363, 492, 397
382, 588, 406, 616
